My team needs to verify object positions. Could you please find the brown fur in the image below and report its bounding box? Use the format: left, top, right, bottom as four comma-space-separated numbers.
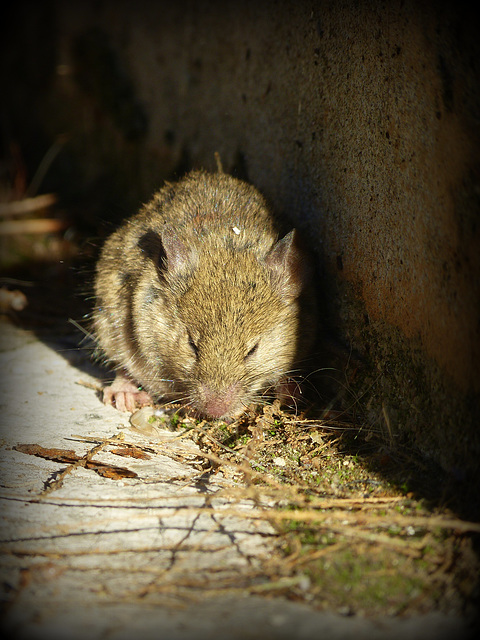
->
93, 170, 316, 418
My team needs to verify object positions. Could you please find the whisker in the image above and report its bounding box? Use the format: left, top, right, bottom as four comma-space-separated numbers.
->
68, 317, 95, 342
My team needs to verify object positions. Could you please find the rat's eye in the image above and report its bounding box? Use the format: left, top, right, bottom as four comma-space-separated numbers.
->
188, 333, 199, 357
245, 342, 259, 360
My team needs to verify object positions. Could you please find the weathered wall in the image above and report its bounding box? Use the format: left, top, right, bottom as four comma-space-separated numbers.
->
3, 0, 479, 477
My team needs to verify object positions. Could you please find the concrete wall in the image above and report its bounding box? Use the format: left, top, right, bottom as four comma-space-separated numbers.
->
4, 0, 479, 477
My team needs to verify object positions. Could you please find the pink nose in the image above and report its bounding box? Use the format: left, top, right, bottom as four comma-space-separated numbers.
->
199, 383, 240, 419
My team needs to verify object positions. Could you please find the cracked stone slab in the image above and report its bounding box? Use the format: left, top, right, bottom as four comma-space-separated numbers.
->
0, 320, 473, 639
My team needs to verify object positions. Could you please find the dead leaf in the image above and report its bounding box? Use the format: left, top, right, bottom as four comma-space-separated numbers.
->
14, 443, 138, 479
110, 445, 151, 460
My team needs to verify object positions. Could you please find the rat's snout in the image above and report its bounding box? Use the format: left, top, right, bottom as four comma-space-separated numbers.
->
197, 382, 241, 419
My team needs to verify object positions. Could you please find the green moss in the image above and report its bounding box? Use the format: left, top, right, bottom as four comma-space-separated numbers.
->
289, 541, 430, 614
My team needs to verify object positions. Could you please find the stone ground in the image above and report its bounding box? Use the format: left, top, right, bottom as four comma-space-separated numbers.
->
0, 318, 474, 639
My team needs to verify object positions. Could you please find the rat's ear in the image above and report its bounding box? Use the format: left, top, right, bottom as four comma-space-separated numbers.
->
138, 228, 197, 276
265, 229, 311, 301
159, 227, 198, 274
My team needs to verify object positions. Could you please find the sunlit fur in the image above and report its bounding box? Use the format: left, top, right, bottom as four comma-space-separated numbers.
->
93, 170, 316, 419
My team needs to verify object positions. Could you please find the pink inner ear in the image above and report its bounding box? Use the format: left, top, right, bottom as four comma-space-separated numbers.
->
161, 229, 197, 272
265, 229, 308, 301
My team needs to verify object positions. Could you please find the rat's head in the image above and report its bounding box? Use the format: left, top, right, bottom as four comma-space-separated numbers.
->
135, 228, 312, 420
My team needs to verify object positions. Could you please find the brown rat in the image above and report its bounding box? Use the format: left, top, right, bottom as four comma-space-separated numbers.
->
93, 170, 316, 419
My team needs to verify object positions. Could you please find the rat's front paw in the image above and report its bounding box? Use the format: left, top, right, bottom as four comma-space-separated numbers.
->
102, 373, 153, 413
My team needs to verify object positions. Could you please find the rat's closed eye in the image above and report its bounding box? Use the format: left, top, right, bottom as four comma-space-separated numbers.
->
245, 342, 259, 360
188, 333, 199, 357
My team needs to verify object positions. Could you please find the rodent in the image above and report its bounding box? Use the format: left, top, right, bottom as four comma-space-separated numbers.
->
93, 169, 317, 419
